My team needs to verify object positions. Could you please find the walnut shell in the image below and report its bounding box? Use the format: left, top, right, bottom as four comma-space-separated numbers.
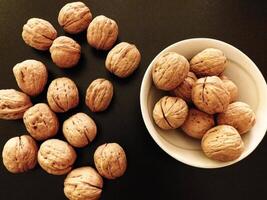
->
217, 101, 256, 134
63, 113, 97, 148
85, 79, 113, 112
192, 76, 230, 114
2, 135, 38, 173
22, 18, 57, 50
38, 139, 77, 175
23, 103, 59, 141
153, 96, 188, 130
0, 89, 32, 120
181, 108, 215, 139
219, 75, 238, 103
13, 59, 48, 96
64, 167, 103, 200
94, 143, 127, 180
190, 48, 227, 77
50, 36, 81, 68
105, 42, 141, 78
201, 125, 244, 162
47, 77, 79, 113
58, 2, 92, 34
87, 15, 118, 50
171, 72, 197, 103
152, 52, 190, 91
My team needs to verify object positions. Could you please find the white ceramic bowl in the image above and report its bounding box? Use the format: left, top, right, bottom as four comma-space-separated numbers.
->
140, 38, 267, 168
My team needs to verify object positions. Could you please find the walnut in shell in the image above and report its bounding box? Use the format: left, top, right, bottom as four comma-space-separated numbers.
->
2, 135, 38, 173
171, 72, 197, 103
64, 167, 103, 200
63, 113, 97, 148
152, 52, 190, 91
201, 125, 244, 162
38, 139, 77, 175
58, 2, 92, 34
85, 79, 113, 112
192, 76, 230, 114
217, 101, 256, 134
181, 108, 214, 139
13, 59, 48, 96
22, 18, 57, 50
94, 143, 127, 180
105, 42, 141, 78
190, 48, 227, 77
0, 89, 32, 120
50, 36, 81, 68
23, 103, 59, 141
87, 15, 118, 50
47, 77, 79, 113
219, 75, 238, 103
153, 96, 188, 130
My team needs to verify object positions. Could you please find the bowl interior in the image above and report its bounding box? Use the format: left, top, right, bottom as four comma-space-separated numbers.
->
140, 38, 267, 168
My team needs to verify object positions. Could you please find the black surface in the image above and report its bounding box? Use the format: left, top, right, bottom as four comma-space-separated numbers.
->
0, 0, 267, 199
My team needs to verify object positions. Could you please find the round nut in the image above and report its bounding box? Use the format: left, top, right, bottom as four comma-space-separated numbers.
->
87, 15, 118, 50
23, 103, 59, 141
22, 18, 57, 50
63, 113, 97, 148
192, 76, 230, 114
201, 125, 244, 162
153, 96, 188, 130
219, 75, 238, 103
13, 59, 48, 96
105, 42, 141, 78
94, 143, 127, 180
171, 72, 197, 103
2, 135, 38, 173
47, 77, 79, 113
38, 139, 77, 175
85, 79, 113, 112
190, 48, 227, 77
152, 52, 190, 91
50, 36, 81, 68
0, 89, 32, 120
58, 2, 92, 34
181, 108, 214, 139
217, 101, 256, 134
64, 167, 103, 200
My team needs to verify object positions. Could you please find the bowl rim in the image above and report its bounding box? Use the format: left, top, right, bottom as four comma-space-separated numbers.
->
140, 37, 267, 169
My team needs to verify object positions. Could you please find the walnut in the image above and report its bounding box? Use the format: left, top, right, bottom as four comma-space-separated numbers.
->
94, 143, 127, 180
63, 113, 97, 148
152, 52, 190, 91
153, 96, 188, 130
0, 89, 32, 120
13, 59, 48, 96
219, 75, 238, 103
2, 135, 38, 173
171, 72, 197, 103
50, 36, 81, 68
38, 139, 77, 175
192, 76, 230, 114
47, 77, 79, 113
105, 42, 141, 78
190, 48, 227, 77
22, 18, 57, 50
181, 108, 214, 139
87, 15, 119, 50
85, 78, 113, 112
217, 101, 256, 134
64, 167, 103, 200
58, 2, 92, 34
201, 125, 244, 162
23, 103, 59, 141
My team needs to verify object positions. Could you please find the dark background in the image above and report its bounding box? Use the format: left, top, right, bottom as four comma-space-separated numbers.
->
0, 0, 266, 199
